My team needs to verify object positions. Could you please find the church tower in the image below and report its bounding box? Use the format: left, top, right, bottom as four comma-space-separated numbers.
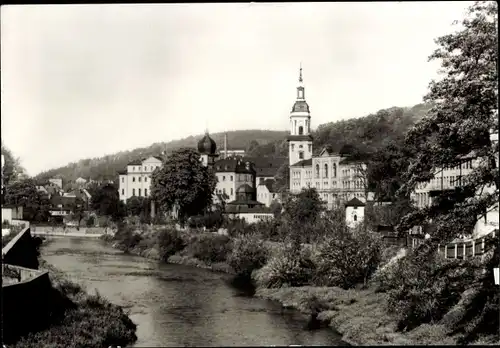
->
287, 64, 313, 166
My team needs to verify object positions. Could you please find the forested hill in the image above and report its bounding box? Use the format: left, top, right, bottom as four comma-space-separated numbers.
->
34, 130, 288, 183
34, 103, 432, 184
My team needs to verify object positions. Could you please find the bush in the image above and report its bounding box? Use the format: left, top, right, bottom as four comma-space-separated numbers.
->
114, 224, 142, 251
315, 224, 381, 289
85, 215, 95, 228
224, 218, 256, 238
156, 228, 186, 261
227, 235, 268, 278
253, 244, 317, 288
187, 233, 233, 263
386, 242, 478, 331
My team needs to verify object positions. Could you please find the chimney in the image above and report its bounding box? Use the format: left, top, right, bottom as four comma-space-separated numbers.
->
224, 132, 228, 159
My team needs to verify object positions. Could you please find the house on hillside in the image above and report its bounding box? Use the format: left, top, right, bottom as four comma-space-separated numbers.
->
257, 179, 282, 207
409, 129, 499, 239
117, 156, 163, 202
48, 178, 63, 189
75, 177, 87, 186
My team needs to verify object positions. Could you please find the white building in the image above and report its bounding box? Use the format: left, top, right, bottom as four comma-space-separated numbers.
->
287, 66, 368, 209
118, 156, 163, 202
49, 178, 63, 189
345, 197, 365, 228
410, 129, 499, 238
257, 179, 281, 207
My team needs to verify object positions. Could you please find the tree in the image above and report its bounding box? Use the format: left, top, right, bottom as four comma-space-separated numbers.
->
150, 148, 217, 226
126, 196, 150, 217
90, 182, 125, 222
246, 140, 260, 154
282, 187, 325, 247
1, 142, 26, 186
274, 163, 290, 193
316, 223, 382, 289
4, 178, 51, 222
397, 1, 498, 243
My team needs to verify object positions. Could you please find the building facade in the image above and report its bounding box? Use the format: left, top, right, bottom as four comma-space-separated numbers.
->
118, 156, 163, 202
410, 129, 499, 238
287, 67, 368, 209
213, 158, 256, 203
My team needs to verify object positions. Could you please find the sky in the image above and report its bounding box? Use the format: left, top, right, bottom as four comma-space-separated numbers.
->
1, 2, 474, 176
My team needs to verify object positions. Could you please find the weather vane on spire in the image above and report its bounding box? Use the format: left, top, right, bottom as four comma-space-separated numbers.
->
299, 62, 303, 83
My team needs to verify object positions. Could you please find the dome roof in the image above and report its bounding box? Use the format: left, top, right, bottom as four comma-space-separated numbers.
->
197, 133, 217, 155
291, 100, 310, 113
236, 184, 254, 194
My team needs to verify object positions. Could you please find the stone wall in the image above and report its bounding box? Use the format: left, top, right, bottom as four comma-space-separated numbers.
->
31, 226, 110, 235
2, 265, 53, 343
2, 227, 40, 269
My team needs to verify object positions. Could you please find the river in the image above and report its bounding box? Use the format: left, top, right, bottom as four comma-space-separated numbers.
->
41, 237, 346, 347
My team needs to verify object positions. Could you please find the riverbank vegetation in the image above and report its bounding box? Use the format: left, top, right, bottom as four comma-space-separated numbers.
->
100, 1, 500, 346
7, 257, 137, 348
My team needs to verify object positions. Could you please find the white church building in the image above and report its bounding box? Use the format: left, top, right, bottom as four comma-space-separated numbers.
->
287, 67, 369, 210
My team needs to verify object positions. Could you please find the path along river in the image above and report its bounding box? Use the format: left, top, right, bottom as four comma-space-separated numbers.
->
41, 237, 346, 347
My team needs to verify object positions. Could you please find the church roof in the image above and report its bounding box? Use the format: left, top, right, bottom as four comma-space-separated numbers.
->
345, 197, 366, 207
286, 134, 313, 142
290, 158, 312, 167
291, 100, 310, 113
198, 132, 217, 155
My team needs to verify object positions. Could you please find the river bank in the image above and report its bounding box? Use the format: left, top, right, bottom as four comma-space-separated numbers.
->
101, 228, 500, 346
100, 232, 404, 346
6, 245, 138, 348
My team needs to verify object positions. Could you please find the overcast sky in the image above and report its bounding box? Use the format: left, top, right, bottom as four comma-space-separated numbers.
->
2, 2, 473, 175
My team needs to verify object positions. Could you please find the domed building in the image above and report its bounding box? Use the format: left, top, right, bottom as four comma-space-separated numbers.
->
198, 130, 219, 167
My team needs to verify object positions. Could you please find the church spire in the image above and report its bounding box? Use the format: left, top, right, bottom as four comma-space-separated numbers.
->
299, 62, 303, 83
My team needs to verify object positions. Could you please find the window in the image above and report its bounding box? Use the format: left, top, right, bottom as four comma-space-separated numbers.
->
324, 164, 328, 178
332, 163, 337, 177
298, 126, 304, 135
231, 188, 233, 195
138, 166, 142, 171
138, 188, 141, 196
353, 215, 357, 221
299, 151, 304, 159
132, 189, 136, 196
121, 189, 124, 195
138, 177, 142, 182
223, 176, 226, 181
315, 164, 320, 178
132, 177, 136, 182
291, 144, 295, 151
145, 177, 148, 182
308, 144, 312, 152
223, 188, 226, 194
230, 175, 233, 181
133, 166, 135, 171
144, 189, 148, 196
121, 177, 124, 183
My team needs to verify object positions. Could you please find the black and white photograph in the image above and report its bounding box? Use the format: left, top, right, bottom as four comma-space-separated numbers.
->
1, 2, 498, 347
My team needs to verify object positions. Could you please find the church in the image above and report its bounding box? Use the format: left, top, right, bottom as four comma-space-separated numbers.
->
287, 67, 369, 210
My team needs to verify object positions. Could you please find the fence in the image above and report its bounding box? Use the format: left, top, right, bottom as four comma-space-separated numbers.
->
438, 230, 497, 260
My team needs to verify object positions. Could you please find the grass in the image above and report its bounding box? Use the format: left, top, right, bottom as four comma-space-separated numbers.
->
7, 259, 137, 348
101, 222, 500, 346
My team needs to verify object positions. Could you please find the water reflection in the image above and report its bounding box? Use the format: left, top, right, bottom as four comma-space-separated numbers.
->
42, 237, 347, 347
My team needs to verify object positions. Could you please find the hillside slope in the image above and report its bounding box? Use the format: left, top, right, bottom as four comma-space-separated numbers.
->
34, 103, 432, 184
34, 130, 287, 183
